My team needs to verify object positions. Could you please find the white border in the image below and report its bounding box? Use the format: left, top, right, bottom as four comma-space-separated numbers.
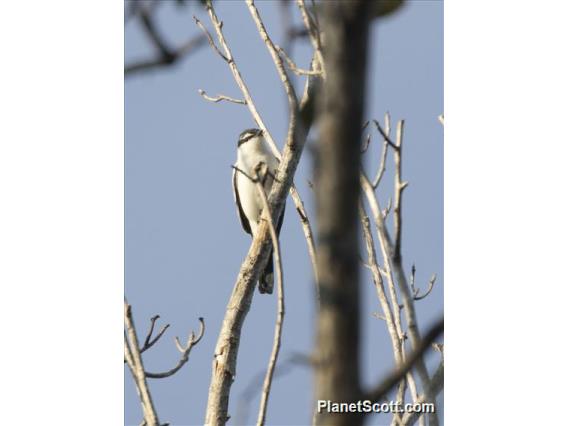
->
446, 1, 568, 424
0, 1, 123, 424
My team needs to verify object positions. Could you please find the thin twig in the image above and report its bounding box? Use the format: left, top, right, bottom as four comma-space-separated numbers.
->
275, 44, 322, 76
246, 0, 298, 108
373, 113, 391, 188
141, 315, 170, 354
360, 202, 409, 425
198, 89, 246, 105
193, 16, 229, 62
197, 0, 320, 300
296, 0, 325, 78
145, 318, 205, 379
196, 4, 276, 149
413, 273, 436, 301
372, 119, 398, 150
361, 169, 438, 426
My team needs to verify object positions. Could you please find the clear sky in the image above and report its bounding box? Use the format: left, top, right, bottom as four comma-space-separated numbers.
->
125, 1, 443, 425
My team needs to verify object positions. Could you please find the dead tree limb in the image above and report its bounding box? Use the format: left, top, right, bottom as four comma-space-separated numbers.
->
363, 318, 443, 404
202, 1, 313, 423
194, 3, 320, 297
124, 302, 161, 426
145, 318, 205, 379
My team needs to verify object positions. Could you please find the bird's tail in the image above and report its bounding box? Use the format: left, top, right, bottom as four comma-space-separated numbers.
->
258, 249, 274, 294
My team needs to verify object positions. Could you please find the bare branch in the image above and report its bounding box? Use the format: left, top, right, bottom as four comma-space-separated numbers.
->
145, 318, 205, 379
413, 273, 437, 301
125, 33, 207, 76
195, 3, 277, 151
253, 164, 285, 426
361, 172, 439, 426
139, 3, 173, 58
359, 203, 403, 366
373, 119, 398, 150
202, 2, 313, 423
275, 44, 323, 76
373, 113, 391, 188
124, 4, 207, 77
393, 120, 406, 262
246, 0, 298, 108
296, 0, 325, 78
124, 301, 161, 426
197, 1, 320, 306
141, 315, 170, 354
401, 360, 444, 426
363, 318, 444, 404
246, 0, 320, 300
198, 89, 246, 105
360, 202, 408, 425
193, 16, 230, 62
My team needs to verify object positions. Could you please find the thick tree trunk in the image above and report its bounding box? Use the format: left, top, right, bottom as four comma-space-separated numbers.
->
314, 2, 370, 426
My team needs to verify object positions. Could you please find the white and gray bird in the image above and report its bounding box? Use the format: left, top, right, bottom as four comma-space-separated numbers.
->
232, 128, 284, 294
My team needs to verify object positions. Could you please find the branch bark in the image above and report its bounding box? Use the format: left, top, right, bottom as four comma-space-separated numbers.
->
203, 2, 312, 424
124, 302, 160, 426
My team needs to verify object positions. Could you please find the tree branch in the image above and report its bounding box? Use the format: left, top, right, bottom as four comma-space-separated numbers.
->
276, 44, 323, 76
202, 2, 311, 424
145, 318, 205, 379
124, 301, 161, 426
252, 164, 285, 426
296, 0, 325, 78
363, 318, 444, 403
401, 359, 444, 426
198, 89, 246, 105
125, 4, 207, 77
195, 1, 320, 302
372, 113, 391, 188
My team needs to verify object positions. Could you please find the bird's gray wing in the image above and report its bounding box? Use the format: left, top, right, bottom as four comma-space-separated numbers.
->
232, 165, 252, 235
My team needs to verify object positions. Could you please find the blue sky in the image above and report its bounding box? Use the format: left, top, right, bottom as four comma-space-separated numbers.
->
125, 1, 443, 425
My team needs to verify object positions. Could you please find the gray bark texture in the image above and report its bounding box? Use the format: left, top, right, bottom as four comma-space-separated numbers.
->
313, 2, 370, 426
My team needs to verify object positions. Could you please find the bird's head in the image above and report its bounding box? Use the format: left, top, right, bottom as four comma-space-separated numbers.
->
237, 128, 263, 147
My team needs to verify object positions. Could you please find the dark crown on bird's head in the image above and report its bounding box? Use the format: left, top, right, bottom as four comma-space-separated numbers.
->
238, 128, 263, 146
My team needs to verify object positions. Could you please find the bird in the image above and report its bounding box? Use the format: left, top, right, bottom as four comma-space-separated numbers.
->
232, 128, 284, 294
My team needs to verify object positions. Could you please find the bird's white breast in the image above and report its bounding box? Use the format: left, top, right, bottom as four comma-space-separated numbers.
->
235, 137, 278, 235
